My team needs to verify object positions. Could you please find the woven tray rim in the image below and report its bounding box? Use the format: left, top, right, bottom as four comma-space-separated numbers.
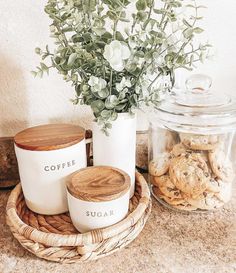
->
6, 172, 150, 247
6, 198, 151, 263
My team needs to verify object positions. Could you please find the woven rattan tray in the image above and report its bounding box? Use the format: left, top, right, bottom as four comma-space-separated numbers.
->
6, 172, 151, 263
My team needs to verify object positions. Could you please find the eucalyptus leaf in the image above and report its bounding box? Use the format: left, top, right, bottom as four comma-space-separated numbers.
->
91, 100, 105, 114
75, 84, 82, 96
110, 111, 118, 121
101, 109, 112, 118
193, 27, 204, 34
101, 32, 113, 40
105, 95, 119, 109
115, 31, 125, 41
34, 0, 210, 132
67, 53, 78, 66
31, 71, 37, 77
115, 103, 126, 111
105, 123, 112, 129
98, 88, 109, 99
118, 91, 126, 100
35, 47, 42, 55
40, 62, 48, 71
137, 11, 148, 21
136, 0, 147, 11
183, 28, 194, 39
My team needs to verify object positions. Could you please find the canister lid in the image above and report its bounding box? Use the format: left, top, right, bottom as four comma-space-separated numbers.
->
14, 124, 85, 151
67, 166, 131, 202
150, 74, 236, 134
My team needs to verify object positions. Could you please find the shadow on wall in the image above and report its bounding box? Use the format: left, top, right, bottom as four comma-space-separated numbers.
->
0, 52, 29, 136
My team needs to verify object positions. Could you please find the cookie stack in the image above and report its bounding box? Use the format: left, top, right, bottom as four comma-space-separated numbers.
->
149, 132, 234, 211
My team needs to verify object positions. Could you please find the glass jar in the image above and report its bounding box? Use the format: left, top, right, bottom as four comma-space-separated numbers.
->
148, 74, 236, 212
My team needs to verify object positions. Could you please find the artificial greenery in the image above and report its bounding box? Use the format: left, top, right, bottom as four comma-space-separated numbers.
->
33, 0, 211, 134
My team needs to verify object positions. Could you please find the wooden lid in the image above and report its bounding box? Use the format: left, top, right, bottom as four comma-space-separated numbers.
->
14, 124, 85, 151
67, 166, 131, 202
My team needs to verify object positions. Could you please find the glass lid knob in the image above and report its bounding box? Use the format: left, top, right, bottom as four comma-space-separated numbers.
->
175, 73, 229, 107
185, 74, 212, 93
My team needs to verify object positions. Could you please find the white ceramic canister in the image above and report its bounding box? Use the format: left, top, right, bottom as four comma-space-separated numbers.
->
14, 124, 87, 215
92, 113, 136, 198
66, 166, 130, 233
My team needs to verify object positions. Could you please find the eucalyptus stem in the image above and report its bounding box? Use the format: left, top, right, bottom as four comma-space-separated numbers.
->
33, 0, 210, 131
55, 2, 69, 47
144, 0, 154, 29
159, 3, 169, 30
147, 72, 162, 90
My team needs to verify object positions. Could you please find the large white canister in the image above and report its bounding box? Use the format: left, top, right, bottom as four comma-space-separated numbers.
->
14, 124, 87, 215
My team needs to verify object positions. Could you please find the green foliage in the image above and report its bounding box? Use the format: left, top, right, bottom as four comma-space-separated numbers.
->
33, 0, 211, 131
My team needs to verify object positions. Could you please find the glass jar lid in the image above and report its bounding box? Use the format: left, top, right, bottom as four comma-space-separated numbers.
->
151, 74, 236, 134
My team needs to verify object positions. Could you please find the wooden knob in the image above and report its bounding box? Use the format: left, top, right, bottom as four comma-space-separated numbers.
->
14, 124, 85, 151
67, 166, 131, 202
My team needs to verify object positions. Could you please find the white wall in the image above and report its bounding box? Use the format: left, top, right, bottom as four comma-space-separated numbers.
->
0, 0, 236, 136
181, 0, 236, 93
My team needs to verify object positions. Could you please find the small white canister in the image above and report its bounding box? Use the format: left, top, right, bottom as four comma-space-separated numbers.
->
14, 124, 87, 215
66, 166, 130, 233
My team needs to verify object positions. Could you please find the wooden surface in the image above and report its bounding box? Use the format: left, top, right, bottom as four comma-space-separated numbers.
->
0, 137, 19, 189
14, 124, 85, 151
67, 166, 131, 201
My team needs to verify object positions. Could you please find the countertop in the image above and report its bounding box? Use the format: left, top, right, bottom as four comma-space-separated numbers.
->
0, 187, 235, 273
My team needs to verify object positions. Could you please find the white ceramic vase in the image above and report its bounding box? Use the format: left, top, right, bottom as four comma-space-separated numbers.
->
92, 113, 137, 197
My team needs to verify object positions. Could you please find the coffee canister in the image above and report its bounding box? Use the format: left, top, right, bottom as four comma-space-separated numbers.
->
66, 166, 130, 233
14, 124, 87, 215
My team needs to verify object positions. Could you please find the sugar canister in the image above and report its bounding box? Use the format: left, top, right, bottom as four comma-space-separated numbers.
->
67, 166, 130, 233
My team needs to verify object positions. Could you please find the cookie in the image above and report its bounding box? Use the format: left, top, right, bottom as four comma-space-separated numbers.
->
179, 133, 219, 151
152, 175, 183, 200
161, 195, 186, 206
208, 147, 234, 181
172, 202, 196, 211
169, 153, 210, 198
195, 151, 209, 164
187, 193, 223, 210
171, 143, 190, 157
149, 175, 156, 186
148, 152, 171, 176
152, 185, 185, 205
206, 177, 222, 193
152, 185, 165, 198
151, 175, 163, 187
171, 143, 209, 162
